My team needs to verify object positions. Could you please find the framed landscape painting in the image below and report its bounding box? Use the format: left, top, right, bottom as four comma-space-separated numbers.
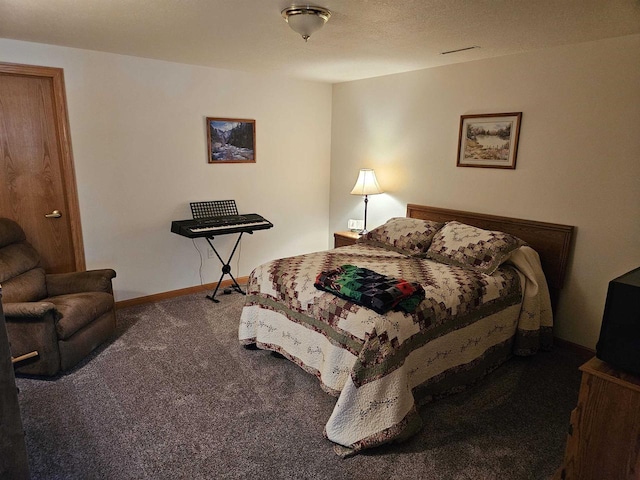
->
207, 117, 256, 164
456, 112, 522, 169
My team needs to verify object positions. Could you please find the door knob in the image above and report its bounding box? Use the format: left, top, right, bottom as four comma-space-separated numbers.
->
45, 210, 62, 218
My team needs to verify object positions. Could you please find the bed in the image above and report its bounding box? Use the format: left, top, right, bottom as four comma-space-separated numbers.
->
239, 204, 574, 457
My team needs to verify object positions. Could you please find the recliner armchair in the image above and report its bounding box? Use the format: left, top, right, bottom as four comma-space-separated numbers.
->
0, 218, 116, 376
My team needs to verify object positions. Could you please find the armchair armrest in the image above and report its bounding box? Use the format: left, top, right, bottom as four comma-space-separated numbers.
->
3, 302, 61, 375
3, 301, 59, 320
46, 269, 116, 297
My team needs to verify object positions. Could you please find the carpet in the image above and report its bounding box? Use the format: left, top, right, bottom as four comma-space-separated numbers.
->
15, 290, 585, 479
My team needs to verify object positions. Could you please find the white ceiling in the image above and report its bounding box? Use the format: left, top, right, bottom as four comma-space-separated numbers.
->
1, 0, 639, 83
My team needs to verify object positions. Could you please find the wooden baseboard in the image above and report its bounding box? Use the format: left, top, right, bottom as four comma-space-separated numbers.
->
554, 337, 595, 361
115, 276, 249, 309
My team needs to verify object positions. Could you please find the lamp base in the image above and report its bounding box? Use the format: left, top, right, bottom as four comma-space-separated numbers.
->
359, 229, 368, 235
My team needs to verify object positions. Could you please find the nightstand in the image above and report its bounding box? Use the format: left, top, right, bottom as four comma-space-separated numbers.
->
334, 231, 360, 248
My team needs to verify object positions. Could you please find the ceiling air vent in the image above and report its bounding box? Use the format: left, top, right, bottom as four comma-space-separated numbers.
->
441, 46, 480, 55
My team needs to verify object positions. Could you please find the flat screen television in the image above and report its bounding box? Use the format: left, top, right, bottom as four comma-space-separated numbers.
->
596, 266, 640, 375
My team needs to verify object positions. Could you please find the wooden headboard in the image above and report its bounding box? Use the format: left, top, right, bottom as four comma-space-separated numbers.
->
407, 204, 574, 311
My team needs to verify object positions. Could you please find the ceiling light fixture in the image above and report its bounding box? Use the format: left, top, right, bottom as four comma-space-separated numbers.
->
281, 5, 331, 42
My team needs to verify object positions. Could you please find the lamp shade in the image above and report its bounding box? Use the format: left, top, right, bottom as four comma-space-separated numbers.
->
350, 169, 383, 196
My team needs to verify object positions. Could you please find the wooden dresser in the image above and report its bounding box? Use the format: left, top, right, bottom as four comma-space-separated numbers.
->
555, 357, 640, 480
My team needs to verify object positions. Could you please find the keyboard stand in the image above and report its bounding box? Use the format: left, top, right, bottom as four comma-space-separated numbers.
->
205, 231, 250, 303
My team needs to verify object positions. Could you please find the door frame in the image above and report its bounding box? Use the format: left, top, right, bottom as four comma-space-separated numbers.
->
0, 62, 85, 271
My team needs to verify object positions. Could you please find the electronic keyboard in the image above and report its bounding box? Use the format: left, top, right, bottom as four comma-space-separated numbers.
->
171, 213, 273, 238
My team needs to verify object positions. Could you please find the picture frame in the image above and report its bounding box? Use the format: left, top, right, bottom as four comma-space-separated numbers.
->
456, 112, 522, 169
206, 117, 256, 164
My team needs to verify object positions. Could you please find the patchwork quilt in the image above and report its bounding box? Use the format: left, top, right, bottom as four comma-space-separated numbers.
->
239, 243, 552, 456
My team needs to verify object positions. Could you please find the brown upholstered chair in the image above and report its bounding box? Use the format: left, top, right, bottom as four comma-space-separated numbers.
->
0, 218, 116, 376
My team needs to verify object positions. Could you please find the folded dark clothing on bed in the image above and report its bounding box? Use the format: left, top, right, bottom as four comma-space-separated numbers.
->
314, 264, 425, 314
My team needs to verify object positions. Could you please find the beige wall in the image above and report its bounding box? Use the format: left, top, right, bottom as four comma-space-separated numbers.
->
330, 35, 640, 349
0, 39, 333, 301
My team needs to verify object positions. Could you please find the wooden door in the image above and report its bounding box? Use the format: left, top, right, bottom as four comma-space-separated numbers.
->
0, 62, 85, 273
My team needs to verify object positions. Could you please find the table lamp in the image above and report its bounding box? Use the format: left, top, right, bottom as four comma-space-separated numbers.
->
350, 168, 383, 234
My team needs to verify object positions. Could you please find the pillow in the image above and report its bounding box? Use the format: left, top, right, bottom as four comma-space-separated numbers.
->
427, 221, 525, 274
358, 217, 444, 256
